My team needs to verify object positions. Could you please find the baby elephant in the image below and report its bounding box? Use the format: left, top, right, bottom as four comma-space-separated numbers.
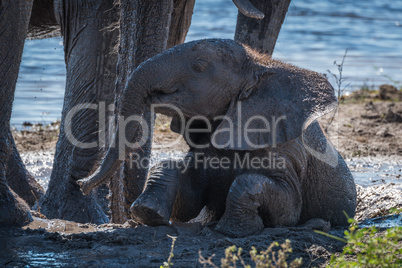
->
80, 39, 357, 237
130, 39, 356, 237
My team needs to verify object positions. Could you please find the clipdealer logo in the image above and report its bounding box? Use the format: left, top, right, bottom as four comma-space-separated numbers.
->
64, 101, 339, 168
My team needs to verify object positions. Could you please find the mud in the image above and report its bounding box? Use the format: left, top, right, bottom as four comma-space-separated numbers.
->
0, 182, 400, 267
4, 101, 401, 267
13, 124, 59, 153
0, 218, 348, 267
320, 101, 402, 158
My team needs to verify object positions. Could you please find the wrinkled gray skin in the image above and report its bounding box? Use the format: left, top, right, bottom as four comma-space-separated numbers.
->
65, 0, 267, 224
0, 0, 266, 225
79, 39, 357, 237
0, 0, 45, 226
234, 0, 292, 55
36, 0, 120, 225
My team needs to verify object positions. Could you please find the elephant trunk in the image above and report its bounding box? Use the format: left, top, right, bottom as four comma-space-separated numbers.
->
78, 71, 152, 195
77, 135, 121, 195
232, 0, 265, 19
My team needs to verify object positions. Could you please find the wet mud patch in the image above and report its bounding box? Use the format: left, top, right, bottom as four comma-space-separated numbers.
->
1, 220, 347, 267
1, 181, 401, 267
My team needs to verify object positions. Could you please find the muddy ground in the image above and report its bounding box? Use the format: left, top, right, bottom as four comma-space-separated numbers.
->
1, 219, 348, 267
322, 101, 402, 158
3, 93, 402, 267
2, 182, 401, 267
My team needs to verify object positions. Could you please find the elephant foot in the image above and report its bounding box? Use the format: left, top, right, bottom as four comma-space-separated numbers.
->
6, 141, 45, 207
0, 188, 33, 226
130, 196, 170, 226
216, 210, 264, 238
38, 180, 109, 224
130, 161, 181, 226
215, 174, 266, 237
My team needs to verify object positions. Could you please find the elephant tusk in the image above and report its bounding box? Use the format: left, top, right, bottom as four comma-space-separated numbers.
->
232, 0, 265, 19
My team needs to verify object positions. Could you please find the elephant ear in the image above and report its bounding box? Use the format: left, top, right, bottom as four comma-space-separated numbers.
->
211, 63, 338, 150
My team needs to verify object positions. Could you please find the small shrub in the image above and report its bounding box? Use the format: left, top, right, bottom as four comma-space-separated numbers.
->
325, 49, 350, 132
316, 211, 402, 267
199, 240, 302, 268
161, 235, 177, 268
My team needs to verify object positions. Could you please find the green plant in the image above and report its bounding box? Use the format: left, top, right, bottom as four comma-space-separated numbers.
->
316, 213, 402, 267
161, 235, 177, 268
199, 240, 302, 268
389, 207, 402, 215
325, 49, 350, 132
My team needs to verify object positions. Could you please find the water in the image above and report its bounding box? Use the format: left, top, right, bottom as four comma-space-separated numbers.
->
12, 0, 402, 128
347, 157, 402, 186
359, 213, 402, 228
14, 39, 65, 128
21, 150, 186, 191
22, 150, 401, 191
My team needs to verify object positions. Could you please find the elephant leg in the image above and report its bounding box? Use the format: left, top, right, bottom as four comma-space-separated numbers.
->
6, 135, 44, 207
112, 0, 173, 222
0, 138, 32, 226
216, 173, 301, 237
131, 156, 204, 225
167, 0, 195, 49
130, 160, 181, 226
37, 0, 119, 224
0, 0, 34, 225
0, 179, 33, 226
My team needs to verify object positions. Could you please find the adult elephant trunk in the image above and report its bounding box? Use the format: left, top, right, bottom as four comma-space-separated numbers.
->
232, 0, 265, 19
234, 0, 292, 55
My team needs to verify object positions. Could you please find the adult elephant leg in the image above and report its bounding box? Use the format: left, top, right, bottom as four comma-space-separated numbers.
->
216, 173, 301, 237
0, 181, 32, 226
38, 0, 119, 224
0, 0, 34, 225
109, 0, 173, 223
167, 0, 195, 49
6, 135, 44, 207
234, 0, 291, 55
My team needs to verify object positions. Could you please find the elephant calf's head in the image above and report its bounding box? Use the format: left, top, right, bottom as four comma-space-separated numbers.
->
140, 39, 337, 151
142, 39, 261, 119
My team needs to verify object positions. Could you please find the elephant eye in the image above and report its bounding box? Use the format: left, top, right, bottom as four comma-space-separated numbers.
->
192, 59, 208, 72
